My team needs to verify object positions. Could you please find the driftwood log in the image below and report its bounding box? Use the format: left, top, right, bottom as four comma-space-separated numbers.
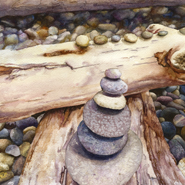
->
0, 0, 184, 18
1, 24, 185, 122
19, 91, 185, 185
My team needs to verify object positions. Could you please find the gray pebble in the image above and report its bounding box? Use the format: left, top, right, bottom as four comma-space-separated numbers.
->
141, 31, 153, 39
0, 128, 9, 138
165, 86, 177, 92
1, 176, 20, 185
4, 34, 18, 45
48, 26, 58, 35
161, 107, 179, 122
5, 145, 20, 157
111, 35, 121, 42
10, 128, 23, 146
102, 30, 113, 38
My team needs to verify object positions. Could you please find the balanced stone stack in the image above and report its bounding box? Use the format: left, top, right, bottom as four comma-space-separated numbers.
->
65, 68, 143, 185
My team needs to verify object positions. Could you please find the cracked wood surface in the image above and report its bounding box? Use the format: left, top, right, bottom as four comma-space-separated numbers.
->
19, 91, 185, 185
0, 0, 184, 18
1, 24, 185, 122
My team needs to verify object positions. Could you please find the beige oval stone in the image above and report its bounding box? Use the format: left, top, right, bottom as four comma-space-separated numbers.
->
0, 139, 12, 152
0, 171, 14, 183
0, 123, 5, 131
178, 158, 185, 176
93, 91, 126, 110
66, 130, 143, 185
0, 162, 9, 172
124, 33, 138, 43
0, 153, 14, 167
19, 142, 30, 157
23, 126, 36, 134
76, 35, 89, 47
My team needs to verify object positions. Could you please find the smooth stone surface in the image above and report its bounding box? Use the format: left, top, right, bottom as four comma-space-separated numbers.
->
158, 30, 168, 36
4, 122, 16, 129
161, 121, 176, 140
0, 139, 12, 152
100, 77, 128, 95
111, 35, 121, 42
150, 92, 157, 101
141, 31, 153, 39
23, 126, 36, 134
159, 117, 165, 123
76, 35, 89, 47
165, 86, 178, 92
77, 121, 128, 156
179, 27, 185, 35
124, 33, 138, 43
166, 101, 185, 110
166, 92, 180, 100
66, 130, 142, 185
173, 114, 185, 127
93, 91, 126, 110
98, 24, 116, 31
105, 68, 122, 80
172, 89, 180, 96
4, 34, 18, 45
156, 109, 162, 118
5, 145, 20, 157
0, 171, 14, 183
102, 31, 113, 38
0, 123, 5, 131
180, 94, 185, 101
74, 25, 87, 35
48, 26, 58, 35
174, 99, 185, 107
169, 135, 185, 162
90, 30, 100, 40
0, 153, 14, 167
94, 35, 108, 45
154, 101, 162, 110
180, 85, 185, 95
16, 117, 38, 130
12, 156, 26, 176
0, 162, 9, 172
10, 128, 23, 146
83, 99, 131, 137
156, 96, 173, 105
23, 130, 35, 143
1, 176, 20, 185
19, 142, 30, 157
161, 107, 179, 122
0, 128, 9, 138
178, 158, 185, 177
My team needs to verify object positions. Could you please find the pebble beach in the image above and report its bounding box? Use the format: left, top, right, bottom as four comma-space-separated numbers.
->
1, 5, 185, 184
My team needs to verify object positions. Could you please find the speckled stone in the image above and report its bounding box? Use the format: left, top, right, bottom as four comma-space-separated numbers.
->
100, 77, 128, 95
0, 162, 9, 172
105, 68, 122, 80
161, 121, 176, 139
12, 156, 26, 176
66, 130, 142, 185
141, 31, 153, 39
173, 114, 185, 127
5, 145, 20, 157
77, 121, 128, 156
124, 33, 138, 43
76, 35, 89, 47
83, 99, 131, 137
158, 30, 168, 36
0, 171, 14, 183
94, 35, 108, 45
93, 91, 126, 110
19, 142, 30, 157
0, 153, 14, 167
111, 35, 121, 42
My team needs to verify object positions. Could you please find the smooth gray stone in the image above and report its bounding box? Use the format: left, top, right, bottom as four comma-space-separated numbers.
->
165, 86, 177, 92
66, 130, 142, 185
10, 128, 23, 146
100, 77, 128, 95
77, 121, 128, 156
16, 117, 38, 130
83, 99, 131, 137
105, 68, 121, 79
5, 145, 20, 157
161, 107, 179, 122
158, 30, 168, 36
0, 128, 9, 138
111, 35, 121, 42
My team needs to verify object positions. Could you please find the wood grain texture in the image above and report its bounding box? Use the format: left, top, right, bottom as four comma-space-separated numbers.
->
18, 106, 83, 185
0, 0, 184, 18
1, 24, 185, 122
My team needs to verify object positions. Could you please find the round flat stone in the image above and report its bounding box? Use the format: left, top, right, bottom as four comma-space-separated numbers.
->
83, 99, 131, 137
158, 30, 168, 36
77, 121, 128, 156
105, 68, 122, 80
141, 31, 153, 39
100, 77, 128, 95
124, 33, 138, 43
93, 91, 126, 110
66, 130, 142, 185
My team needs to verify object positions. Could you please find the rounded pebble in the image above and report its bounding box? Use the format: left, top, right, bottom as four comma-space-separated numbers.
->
94, 35, 108, 45
150, 92, 157, 101
178, 158, 185, 177
93, 91, 126, 110
0, 162, 9, 172
4, 34, 18, 45
23, 130, 35, 143
19, 142, 30, 157
165, 86, 178, 92
0, 153, 14, 167
0, 171, 14, 183
0, 123, 5, 131
48, 26, 58, 35
156, 96, 173, 105
98, 24, 116, 31
77, 121, 128, 156
124, 33, 138, 43
66, 130, 142, 185
4, 122, 16, 129
0, 128, 9, 138
10, 127, 23, 146
161, 121, 176, 139
16, 117, 38, 130
90, 30, 100, 40
23, 126, 36, 134
161, 107, 179, 122
111, 35, 121, 42
5, 145, 20, 157
0, 139, 12, 152
158, 30, 168, 36
83, 99, 131, 137
105, 68, 122, 79
141, 31, 153, 39
173, 114, 185, 127
179, 27, 185, 35
12, 156, 26, 176
76, 35, 89, 47
1, 176, 19, 185
100, 77, 128, 95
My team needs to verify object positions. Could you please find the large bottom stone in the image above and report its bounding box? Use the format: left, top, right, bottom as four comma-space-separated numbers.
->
77, 121, 128, 156
65, 130, 143, 185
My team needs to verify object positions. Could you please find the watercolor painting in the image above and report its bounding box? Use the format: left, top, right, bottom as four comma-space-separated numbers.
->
1, 0, 185, 185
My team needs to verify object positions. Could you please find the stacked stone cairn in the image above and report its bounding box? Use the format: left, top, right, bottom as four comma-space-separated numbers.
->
65, 68, 143, 185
